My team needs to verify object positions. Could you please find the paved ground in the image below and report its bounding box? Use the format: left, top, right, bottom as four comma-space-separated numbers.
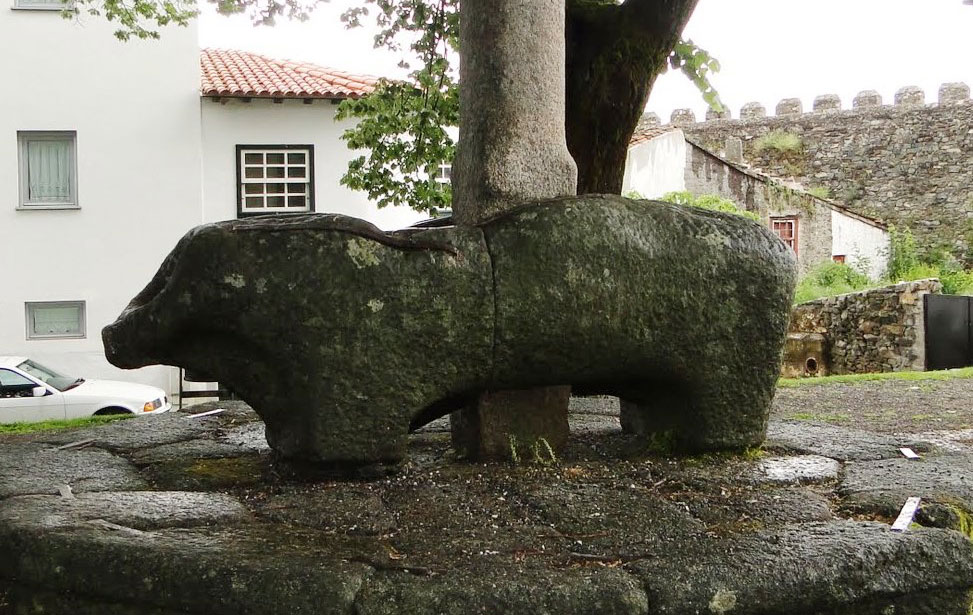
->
0, 380, 971, 614
772, 378, 973, 434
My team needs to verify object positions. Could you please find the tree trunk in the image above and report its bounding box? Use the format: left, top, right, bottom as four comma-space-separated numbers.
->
450, 0, 576, 461
565, 0, 699, 195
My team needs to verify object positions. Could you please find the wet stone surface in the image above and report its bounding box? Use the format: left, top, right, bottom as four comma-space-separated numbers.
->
0, 491, 250, 531
34, 411, 216, 452
0, 396, 971, 614
840, 454, 973, 518
0, 443, 147, 498
755, 454, 842, 484
766, 420, 934, 461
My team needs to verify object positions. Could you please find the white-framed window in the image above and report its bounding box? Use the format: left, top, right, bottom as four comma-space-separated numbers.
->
25, 301, 86, 340
433, 161, 451, 185
236, 145, 313, 216
13, 0, 67, 10
17, 131, 78, 209
771, 217, 798, 255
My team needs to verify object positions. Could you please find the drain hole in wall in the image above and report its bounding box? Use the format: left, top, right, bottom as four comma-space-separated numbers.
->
805, 357, 819, 375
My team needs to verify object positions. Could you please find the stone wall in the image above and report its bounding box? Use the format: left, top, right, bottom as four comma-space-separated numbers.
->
670, 83, 973, 263
789, 279, 942, 374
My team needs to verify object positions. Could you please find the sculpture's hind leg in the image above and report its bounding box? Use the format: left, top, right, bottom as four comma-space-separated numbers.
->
619, 366, 775, 452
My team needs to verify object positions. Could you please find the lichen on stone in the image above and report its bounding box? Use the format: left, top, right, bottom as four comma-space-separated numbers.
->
367, 299, 385, 313
346, 238, 381, 269
708, 588, 738, 613
222, 274, 246, 289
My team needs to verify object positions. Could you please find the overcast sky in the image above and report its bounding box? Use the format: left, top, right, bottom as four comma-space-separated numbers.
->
199, 0, 973, 121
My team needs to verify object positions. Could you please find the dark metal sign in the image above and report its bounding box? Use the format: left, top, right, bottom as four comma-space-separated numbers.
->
924, 294, 972, 370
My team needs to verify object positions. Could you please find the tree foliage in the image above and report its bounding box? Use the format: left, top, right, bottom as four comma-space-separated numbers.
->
336, 0, 458, 215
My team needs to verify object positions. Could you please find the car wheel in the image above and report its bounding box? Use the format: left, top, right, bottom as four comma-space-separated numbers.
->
94, 407, 132, 416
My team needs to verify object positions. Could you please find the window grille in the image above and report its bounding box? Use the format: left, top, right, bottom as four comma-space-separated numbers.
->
237, 146, 313, 216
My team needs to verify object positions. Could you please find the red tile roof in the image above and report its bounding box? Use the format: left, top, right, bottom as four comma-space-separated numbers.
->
201, 49, 378, 100
629, 123, 679, 146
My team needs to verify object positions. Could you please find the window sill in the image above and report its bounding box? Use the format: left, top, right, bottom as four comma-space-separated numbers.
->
27, 335, 86, 340
16, 204, 80, 211
238, 210, 311, 218
10, 5, 67, 10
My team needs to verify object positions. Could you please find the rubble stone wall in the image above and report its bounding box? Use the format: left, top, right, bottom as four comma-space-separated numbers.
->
789, 279, 942, 374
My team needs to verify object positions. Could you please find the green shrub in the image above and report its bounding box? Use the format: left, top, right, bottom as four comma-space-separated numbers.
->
753, 130, 803, 155
896, 263, 940, 282
938, 268, 973, 295
794, 261, 873, 304
885, 225, 920, 281
660, 191, 760, 222
881, 226, 973, 295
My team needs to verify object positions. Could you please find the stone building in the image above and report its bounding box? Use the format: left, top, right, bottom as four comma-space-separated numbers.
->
623, 126, 889, 278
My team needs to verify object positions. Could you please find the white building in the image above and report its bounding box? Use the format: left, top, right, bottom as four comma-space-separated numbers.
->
1, 9, 421, 398
199, 49, 423, 230
1, 6, 203, 395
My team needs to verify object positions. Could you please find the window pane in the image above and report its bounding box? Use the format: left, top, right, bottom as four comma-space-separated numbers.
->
28, 303, 83, 337
266, 166, 285, 179
0, 369, 34, 387
16, 0, 65, 7
245, 196, 264, 209
267, 153, 285, 164
27, 139, 71, 201
288, 183, 306, 194
267, 196, 285, 208
287, 166, 306, 178
244, 152, 263, 164
287, 195, 307, 208
266, 183, 285, 194
287, 152, 305, 164
244, 167, 264, 179
244, 183, 264, 195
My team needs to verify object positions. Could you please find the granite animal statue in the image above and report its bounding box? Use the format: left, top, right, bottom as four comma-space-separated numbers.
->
103, 195, 797, 465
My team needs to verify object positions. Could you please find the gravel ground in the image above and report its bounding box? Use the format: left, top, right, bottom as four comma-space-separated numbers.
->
771, 378, 973, 434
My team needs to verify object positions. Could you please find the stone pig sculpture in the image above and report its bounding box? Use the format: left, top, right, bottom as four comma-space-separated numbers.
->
103, 195, 797, 465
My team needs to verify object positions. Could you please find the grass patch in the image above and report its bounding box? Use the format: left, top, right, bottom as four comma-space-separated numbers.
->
0, 414, 134, 435
785, 412, 849, 424
779, 367, 973, 388
753, 130, 803, 155
806, 186, 830, 199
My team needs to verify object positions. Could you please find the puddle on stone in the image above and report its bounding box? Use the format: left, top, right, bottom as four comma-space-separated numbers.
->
756, 455, 841, 484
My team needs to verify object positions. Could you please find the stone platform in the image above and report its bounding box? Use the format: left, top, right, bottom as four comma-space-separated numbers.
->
1, 400, 971, 614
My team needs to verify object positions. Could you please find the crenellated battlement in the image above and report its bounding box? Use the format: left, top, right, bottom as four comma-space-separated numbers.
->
640, 82, 971, 127
644, 82, 973, 263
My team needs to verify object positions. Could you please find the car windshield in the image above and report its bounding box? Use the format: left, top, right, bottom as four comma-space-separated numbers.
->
16, 360, 81, 392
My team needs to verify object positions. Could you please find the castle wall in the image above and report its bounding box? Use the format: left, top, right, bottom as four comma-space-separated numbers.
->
670, 83, 973, 264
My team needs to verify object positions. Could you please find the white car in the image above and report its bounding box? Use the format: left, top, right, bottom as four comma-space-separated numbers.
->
0, 356, 171, 424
